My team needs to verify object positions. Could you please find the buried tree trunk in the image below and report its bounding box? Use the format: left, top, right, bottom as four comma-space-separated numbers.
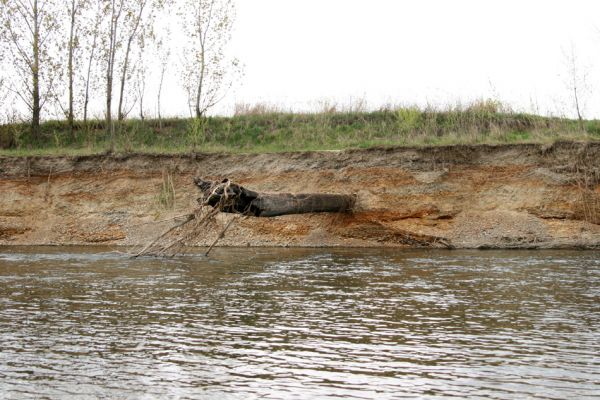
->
194, 178, 356, 216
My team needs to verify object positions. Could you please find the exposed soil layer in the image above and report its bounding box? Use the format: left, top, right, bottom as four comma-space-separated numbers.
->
1, 142, 599, 249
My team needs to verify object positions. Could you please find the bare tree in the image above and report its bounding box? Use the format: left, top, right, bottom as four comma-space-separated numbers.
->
156, 54, 168, 126
100, 0, 163, 149
155, 32, 170, 129
116, 0, 151, 121
81, 0, 104, 125
134, 44, 147, 121
564, 44, 587, 130
0, 0, 61, 139
102, 0, 125, 146
64, 0, 87, 137
52, 0, 92, 138
181, 0, 241, 118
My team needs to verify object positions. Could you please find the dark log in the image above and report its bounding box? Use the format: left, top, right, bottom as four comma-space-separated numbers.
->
194, 178, 355, 217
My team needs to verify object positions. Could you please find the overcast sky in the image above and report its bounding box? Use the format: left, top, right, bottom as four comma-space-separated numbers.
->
165, 0, 600, 117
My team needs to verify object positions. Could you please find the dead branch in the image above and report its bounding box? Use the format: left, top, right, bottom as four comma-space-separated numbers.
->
131, 213, 194, 258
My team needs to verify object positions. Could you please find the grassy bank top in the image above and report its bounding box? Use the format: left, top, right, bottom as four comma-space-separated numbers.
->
1, 103, 599, 156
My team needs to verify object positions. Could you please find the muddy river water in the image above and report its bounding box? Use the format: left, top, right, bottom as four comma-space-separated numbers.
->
0, 247, 598, 399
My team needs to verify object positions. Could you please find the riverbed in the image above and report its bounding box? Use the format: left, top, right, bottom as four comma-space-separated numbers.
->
0, 247, 598, 398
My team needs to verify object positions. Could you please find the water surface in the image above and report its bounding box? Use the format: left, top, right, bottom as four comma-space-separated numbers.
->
0, 247, 598, 399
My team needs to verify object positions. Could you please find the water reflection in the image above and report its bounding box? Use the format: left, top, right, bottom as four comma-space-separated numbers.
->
0, 247, 599, 399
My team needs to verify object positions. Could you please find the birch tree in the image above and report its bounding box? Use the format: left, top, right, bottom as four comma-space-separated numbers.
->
81, 0, 104, 124
101, 0, 162, 150
134, 36, 148, 120
116, 0, 153, 121
0, 0, 61, 139
103, 0, 125, 141
181, 0, 241, 118
156, 37, 170, 129
54, 0, 92, 137
64, 0, 86, 136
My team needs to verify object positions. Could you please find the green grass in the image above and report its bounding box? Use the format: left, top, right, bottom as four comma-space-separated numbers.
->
1, 101, 599, 156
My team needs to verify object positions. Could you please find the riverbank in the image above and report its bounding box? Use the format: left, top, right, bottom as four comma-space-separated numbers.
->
1, 142, 599, 249
2, 104, 600, 155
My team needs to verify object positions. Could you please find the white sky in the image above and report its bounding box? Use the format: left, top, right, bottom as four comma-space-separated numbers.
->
183, 0, 596, 118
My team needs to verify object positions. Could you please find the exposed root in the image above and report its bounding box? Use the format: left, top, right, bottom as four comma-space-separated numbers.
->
131, 213, 195, 258
132, 181, 245, 258
205, 215, 244, 256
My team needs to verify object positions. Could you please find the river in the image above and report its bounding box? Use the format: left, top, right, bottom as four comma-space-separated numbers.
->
0, 247, 598, 399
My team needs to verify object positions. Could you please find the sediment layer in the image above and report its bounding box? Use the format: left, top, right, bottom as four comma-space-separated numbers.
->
1, 142, 599, 249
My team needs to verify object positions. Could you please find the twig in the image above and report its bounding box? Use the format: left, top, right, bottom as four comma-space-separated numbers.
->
205, 215, 239, 256
132, 205, 219, 258
158, 207, 222, 256
131, 213, 194, 258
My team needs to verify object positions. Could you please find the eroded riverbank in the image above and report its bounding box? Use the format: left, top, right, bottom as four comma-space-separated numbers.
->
1, 142, 599, 248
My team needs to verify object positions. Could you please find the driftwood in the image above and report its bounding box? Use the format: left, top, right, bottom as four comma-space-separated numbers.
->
194, 178, 356, 217
132, 178, 355, 258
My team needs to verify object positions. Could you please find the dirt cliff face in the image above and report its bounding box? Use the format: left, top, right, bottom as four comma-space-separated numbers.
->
1, 142, 599, 249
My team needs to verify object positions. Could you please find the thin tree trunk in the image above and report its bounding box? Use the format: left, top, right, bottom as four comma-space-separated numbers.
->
106, 35, 114, 141
569, 45, 585, 132
106, 1, 121, 150
574, 85, 584, 131
117, 1, 146, 121
117, 37, 133, 121
157, 63, 166, 129
67, 0, 76, 139
195, 51, 205, 118
31, 0, 41, 141
106, 63, 113, 150
83, 33, 97, 124
83, 3, 101, 125
194, 0, 215, 119
138, 78, 145, 121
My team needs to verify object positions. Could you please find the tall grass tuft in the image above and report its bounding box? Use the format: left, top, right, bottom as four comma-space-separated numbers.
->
157, 170, 176, 210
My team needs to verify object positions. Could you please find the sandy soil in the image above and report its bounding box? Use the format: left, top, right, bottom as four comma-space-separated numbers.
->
1, 142, 599, 249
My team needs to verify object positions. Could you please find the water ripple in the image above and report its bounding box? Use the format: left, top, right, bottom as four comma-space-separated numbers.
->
0, 247, 598, 399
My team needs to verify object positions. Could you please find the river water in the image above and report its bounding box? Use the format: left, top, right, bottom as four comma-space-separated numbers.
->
0, 247, 598, 399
